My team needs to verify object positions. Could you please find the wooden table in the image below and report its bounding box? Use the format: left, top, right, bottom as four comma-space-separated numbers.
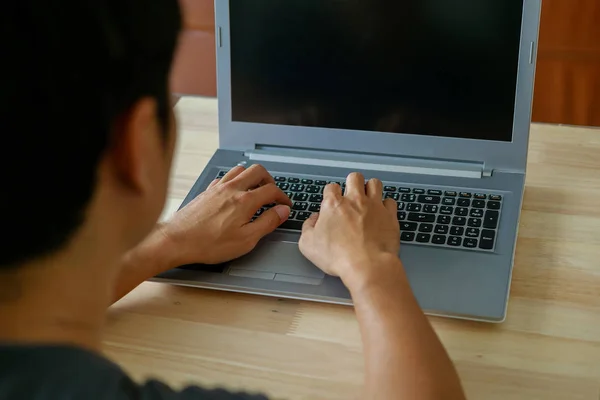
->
105, 97, 600, 400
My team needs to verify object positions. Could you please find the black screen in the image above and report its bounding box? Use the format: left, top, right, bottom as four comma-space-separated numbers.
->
230, 0, 524, 142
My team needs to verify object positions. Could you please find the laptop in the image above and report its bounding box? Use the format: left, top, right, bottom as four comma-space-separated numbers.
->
154, 0, 542, 322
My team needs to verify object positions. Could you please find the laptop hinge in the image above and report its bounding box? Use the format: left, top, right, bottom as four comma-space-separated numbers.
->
245, 147, 490, 179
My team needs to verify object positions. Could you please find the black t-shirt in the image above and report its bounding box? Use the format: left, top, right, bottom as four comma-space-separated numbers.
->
0, 345, 268, 400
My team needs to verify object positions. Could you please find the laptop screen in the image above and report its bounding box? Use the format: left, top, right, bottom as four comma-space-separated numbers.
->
230, 0, 524, 142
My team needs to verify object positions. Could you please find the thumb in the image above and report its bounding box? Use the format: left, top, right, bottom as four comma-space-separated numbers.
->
248, 205, 290, 239
302, 212, 319, 232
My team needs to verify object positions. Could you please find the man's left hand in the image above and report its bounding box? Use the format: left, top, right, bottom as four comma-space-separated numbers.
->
159, 164, 292, 266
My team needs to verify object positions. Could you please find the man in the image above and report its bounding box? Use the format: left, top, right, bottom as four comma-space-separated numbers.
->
0, 1, 465, 399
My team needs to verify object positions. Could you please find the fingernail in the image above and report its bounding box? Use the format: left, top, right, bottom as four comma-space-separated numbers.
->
274, 205, 290, 221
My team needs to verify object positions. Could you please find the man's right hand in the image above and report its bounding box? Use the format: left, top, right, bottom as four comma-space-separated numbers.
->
298, 172, 401, 285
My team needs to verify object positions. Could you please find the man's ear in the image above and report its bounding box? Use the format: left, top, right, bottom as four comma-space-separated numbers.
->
109, 97, 162, 194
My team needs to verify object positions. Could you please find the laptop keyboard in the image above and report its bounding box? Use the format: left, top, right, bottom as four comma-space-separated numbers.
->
216, 170, 503, 252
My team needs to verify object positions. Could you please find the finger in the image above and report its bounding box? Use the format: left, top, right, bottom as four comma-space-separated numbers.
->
366, 178, 383, 200
207, 179, 220, 189
248, 183, 293, 208
232, 164, 275, 190
345, 172, 366, 197
247, 205, 290, 239
219, 165, 245, 184
302, 212, 319, 232
383, 198, 397, 216
323, 183, 342, 201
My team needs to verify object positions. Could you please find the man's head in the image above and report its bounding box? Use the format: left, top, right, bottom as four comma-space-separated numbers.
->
0, 1, 182, 270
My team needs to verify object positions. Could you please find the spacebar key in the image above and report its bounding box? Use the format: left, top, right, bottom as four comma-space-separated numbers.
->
278, 220, 304, 231
407, 213, 435, 223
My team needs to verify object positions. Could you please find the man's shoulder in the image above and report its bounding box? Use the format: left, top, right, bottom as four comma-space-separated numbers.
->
0, 345, 267, 400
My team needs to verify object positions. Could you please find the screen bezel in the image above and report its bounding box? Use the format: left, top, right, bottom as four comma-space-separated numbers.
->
216, 0, 541, 173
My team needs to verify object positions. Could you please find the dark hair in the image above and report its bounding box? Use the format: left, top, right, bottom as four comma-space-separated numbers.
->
0, 1, 181, 268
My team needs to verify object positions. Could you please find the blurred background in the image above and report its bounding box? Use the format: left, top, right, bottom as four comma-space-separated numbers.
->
170, 0, 600, 128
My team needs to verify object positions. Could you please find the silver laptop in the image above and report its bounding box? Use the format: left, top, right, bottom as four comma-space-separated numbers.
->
154, 0, 542, 322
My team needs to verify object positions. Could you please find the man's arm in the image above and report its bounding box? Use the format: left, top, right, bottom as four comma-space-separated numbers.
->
345, 255, 465, 400
112, 225, 173, 303
299, 173, 465, 400
111, 165, 292, 304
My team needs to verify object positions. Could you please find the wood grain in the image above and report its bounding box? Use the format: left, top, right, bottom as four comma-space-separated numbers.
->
105, 97, 600, 400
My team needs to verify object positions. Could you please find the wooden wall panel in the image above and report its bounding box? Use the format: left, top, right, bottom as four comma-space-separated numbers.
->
170, 0, 216, 96
532, 0, 600, 126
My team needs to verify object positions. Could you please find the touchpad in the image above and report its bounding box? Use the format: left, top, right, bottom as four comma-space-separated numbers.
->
227, 240, 325, 284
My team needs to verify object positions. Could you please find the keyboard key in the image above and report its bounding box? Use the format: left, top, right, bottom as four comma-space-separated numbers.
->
450, 226, 464, 236
455, 207, 469, 216
483, 210, 499, 229
419, 223, 434, 233
285, 192, 294, 199
452, 217, 467, 226
293, 193, 308, 201
457, 198, 471, 207
463, 238, 478, 248
297, 212, 312, 221
401, 194, 416, 202
274, 176, 286, 182
400, 222, 418, 231
416, 233, 431, 243
218, 170, 227, 177
445, 191, 457, 197
398, 187, 411, 193
437, 215, 451, 225
408, 213, 435, 223
443, 197, 456, 205
385, 192, 400, 200
397, 211, 407, 221
276, 182, 290, 190
301, 179, 313, 184
290, 184, 305, 192
418, 195, 441, 204
292, 202, 308, 211
264, 203, 276, 208
288, 210, 297, 219
328, 181, 342, 185
279, 220, 304, 230
489, 195, 502, 201
305, 185, 321, 194
308, 203, 321, 212
448, 236, 462, 246
254, 207, 266, 217
397, 202, 405, 211
470, 208, 484, 218
479, 229, 496, 250
459, 192, 472, 198
428, 189, 443, 195
384, 186, 397, 192
413, 188, 425, 194
315, 180, 327, 185
472, 200, 486, 208
487, 201, 501, 210
401, 232, 415, 242
423, 205, 438, 214
407, 203, 422, 212
474, 193, 487, 199
440, 206, 454, 215
466, 228, 480, 238
432, 235, 446, 245
288, 177, 300, 183
468, 218, 482, 228
435, 224, 449, 234
309, 194, 323, 203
